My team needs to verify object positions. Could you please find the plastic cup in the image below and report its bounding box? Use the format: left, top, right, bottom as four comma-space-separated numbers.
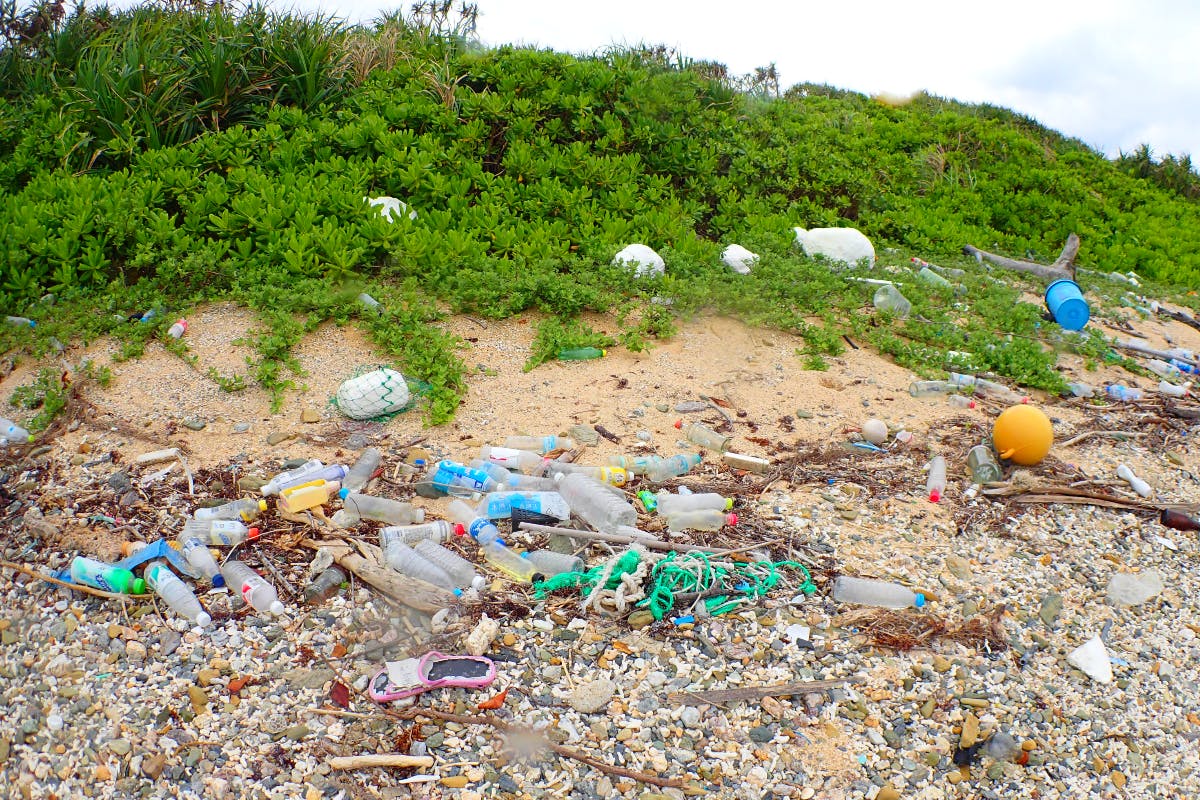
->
1044, 279, 1089, 331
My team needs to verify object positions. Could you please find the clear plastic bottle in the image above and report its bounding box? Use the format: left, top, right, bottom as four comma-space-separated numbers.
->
144, 560, 211, 626
447, 499, 502, 545
525, 549, 585, 577
909, 380, 959, 398
831, 576, 925, 609
0, 418, 32, 446
541, 463, 629, 487
219, 561, 286, 615
183, 518, 260, 546
967, 445, 1003, 484
413, 539, 484, 590
655, 491, 731, 515
643, 453, 703, 483
722, 452, 770, 474
380, 521, 456, 546
304, 566, 348, 604
260, 459, 324, 496
664, 509, 737, 532
482, 542, 540, 582
925, 455, 947, 502
556, 472, 637, 531
1066, 382, 1096, 398
947, 394, 977, 409
357, 293, 381, 312
948, 373, 977, 388
1106, 384, 1143, 402
1116, 464, 1152, 498
478, 491, 571, 521
5, 315, 35, 328
917, 266, 953, 289
334, 492, 425, 526
177, 536, 226, 588
167, 319, 187, 338
194, 498, 268, 522
872, 284, 911, 317
469, 459, 512, 484
69, 556, 146, 594
480, 445, 545, 474
382, 541, 454, 589
270, 465, 347, 496
972, 379, 1027, 404
607, 454, 662, 475
503, 435, 576, 454
431, 461, 499, 494
1157, 380, 1189, 398
1145, 358, 1184, 381
278, 482, 340, 513
558, 347, 605, 360
674, 421, 730, 452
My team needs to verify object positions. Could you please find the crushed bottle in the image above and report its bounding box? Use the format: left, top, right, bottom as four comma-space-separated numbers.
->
643, 453, 702, 483
525, 549, 584, 577
503, 435, 575, 454
555, 472, 637, 531
413, 539, 485, 590
382, 540, 454, 589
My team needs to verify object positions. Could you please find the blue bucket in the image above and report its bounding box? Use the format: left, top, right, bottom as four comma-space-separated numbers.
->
1044, 279, 1089, 331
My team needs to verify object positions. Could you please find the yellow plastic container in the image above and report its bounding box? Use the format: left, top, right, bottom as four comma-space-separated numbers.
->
278, 482, 338, 513
993, 406, 1053, 465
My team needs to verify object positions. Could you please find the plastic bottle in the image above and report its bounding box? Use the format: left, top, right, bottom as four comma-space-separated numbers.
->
1, 418, 33, 445
1145, 358, 1184, 381
334, 492, 424, 526
167, 319, 187, 339
982, 733, 1022, 762
264, 463, 347, 496
1105, 384, 1143, 402
183, 518, 260, 546
723, 452, 771, 474
380, 521, 456, 546
917, 266, 953, 289
357, 293, 381, 312
872, 284, 911, 317
338, 447, 380, 493
5, 315, 35, 328
1169, 358, 1198, 375
525, 549, 584, 577
478, 491, 571, 521
498, 472, 558, 491
909, 381, 959, 398
431, 461, 499, 494
655, 491, 732, 515
382, 541, 454, 589
503, 435, 576, 454
948, 373, 976, 388
664, 509, 737, 532
447, 499, 502, 545
219, 561, 286, 615
607, 454, 662, 475
1116, 464, 1152, 498
947, 395, 977, 409
972, 379, 1028, 404
193, 498, 268, 522
1158, 381, 1189, 398
260, 459, 324, 495
1066, 382, 1096, 398
278, 482, 340, 514
967, 445, 1003, 484
556, 472, 637, 531
925, 455, 947, 502
480, 445, 545, 474
481, 541, 540, 582
413, 539, 484, 590
674, 421, 730, 452
832, 576, 925, 609
304, 566, 348, 604
177, 536, 226, 588
144, 560, 211, 626
69, 556, 146, 594
541, 463, 629, 487
558, 347, 605, 360
643, 453, 703, 483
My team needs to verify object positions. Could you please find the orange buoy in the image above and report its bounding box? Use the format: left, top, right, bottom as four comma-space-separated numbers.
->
992, 405, 1053, 465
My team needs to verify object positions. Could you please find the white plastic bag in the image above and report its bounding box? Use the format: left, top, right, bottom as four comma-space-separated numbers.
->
613, 244, 665, 278
335, 368, 411, 419
365, 196, 417, 223
721, 244, 758, 274
793, 226, 875, 267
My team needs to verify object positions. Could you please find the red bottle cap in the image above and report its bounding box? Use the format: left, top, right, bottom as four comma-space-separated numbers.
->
248, 527, 260, 540
453, 523, 467, 537
929, 489, 941, 503
673, 419, 683, 430
726, 513, 738, 525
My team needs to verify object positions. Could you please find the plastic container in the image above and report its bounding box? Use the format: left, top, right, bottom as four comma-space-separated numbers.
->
338, 450, 379, 494
178, 536, 226, 587
1105, 384, 1143, 402
1066, 382, 1096, 398
5, 315, 35, 328
1116, 464, 1152, 498
665, 509, 737, 532
674, 421, 730, 452
558, 347, 605, 361
447, 499, 502, 545
480, 445, 545, 474
925, 455, 947, 502
478, 491, 571, 521
832, 576, 925, 608
917, 266, 953, 289
967, 445, 1003, 484
413, 539, 484, 590
947, 395, 977, 409
1157, 380, 1189, 398
1, 418, 33, 446
220, 561, 286, 615
380, 521, 456, 546
69, 556, 145, 594
431, 461, 499, 494
556, 472, 637, 531
525, 549, 585, 577
184, 518, 260, 546
167, 319, 187, 339
278, 483, 339, 514
144, 560, 211, 626
722, 452, 770, 474
872, 284, 912, 317
335, 492, 424, 526
655, 491, 732, 515
1044, 279, 1090, 331
607, 454, 662, 475
194, 498, 267, 522
304, 566, 348, 604
909, 381, 959, 398
482, 542, 540, 582
383, 541, 454, 588
261, 459, 323, 495
504, 435, 575, 454
643, 453, 703, 483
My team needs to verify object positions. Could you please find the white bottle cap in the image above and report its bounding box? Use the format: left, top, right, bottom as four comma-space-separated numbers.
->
269, 601, 286, 615
195, 612, 212, 628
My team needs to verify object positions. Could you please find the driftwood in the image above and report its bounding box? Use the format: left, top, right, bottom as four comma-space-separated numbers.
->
962, 232, 1079, 282
666, 678, 861, 705
1158, 305, 1200, 334
301, 538, 456, 613
327, 754, 434, 770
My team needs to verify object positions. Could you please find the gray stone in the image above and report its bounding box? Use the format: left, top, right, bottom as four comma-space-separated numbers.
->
158, 631, 182, 657
568, 679, 616, 714
749, 725, 775, 743
181, 418, 206, 431
1039, 595, 1063, 628
108, 738, 132, 756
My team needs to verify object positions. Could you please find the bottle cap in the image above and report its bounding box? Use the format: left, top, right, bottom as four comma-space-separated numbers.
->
211, 574, 226, 589
338, 488, 349, 499
257, 499, 267, 511
269, 600, 286, 615
247, 527, 260, 541
914, 593, 926, 608
726, 513, 738, 525
723, 498, 734, 510
453, 523, 467, 537
673, 419, 683, 429
929, 489, 941, 503
195, 612, 212, 628
131, 578, 147, 595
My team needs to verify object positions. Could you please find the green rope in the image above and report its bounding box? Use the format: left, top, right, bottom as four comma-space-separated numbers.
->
532, 549, 641, 599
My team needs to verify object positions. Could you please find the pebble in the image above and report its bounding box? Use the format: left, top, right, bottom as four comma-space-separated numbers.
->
1039, 594, 1063, 627
107, 739, 131, 756
266, 431, 295, 446
181, 418, 206, 431
568, 679, 616, 714
300, 409, 321, 423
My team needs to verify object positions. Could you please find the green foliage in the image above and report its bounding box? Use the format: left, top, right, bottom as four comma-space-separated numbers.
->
525, 318, 616, 372
8, 366, 69, 431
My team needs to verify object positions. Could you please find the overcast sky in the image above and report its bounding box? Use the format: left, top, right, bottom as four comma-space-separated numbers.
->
275, 0, 1198, 160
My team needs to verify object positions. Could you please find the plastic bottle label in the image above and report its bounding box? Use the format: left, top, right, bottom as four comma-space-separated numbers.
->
466, 518, 497, 540
433, 464, 491, 491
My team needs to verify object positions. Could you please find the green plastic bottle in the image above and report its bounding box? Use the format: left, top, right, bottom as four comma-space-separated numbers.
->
69, 556, 146, 594
557, 347, 605, 361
